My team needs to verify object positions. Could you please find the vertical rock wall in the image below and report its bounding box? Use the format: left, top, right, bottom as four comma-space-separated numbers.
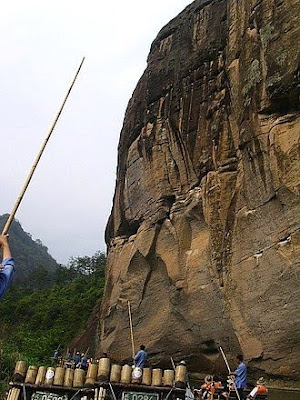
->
100, 0, 300, 379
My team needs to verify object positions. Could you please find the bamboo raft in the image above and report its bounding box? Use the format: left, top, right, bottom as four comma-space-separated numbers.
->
8, 359, 187, 400
7, 382, 268, 400
9, 360, 268, 400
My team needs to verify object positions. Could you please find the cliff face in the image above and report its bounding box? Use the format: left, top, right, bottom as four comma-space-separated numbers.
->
100, 0, 300, 379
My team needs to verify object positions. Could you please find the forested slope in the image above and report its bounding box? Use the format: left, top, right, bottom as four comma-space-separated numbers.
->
0, 214, 59, 286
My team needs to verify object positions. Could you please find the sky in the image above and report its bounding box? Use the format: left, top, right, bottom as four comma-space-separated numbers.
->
0, 0, 192, 264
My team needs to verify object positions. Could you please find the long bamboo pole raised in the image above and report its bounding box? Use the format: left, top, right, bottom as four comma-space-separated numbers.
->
2, 57, 85, 235
127, 300, 136, 363
219, 347, 241, 400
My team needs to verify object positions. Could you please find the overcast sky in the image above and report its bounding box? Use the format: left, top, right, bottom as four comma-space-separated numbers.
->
0, 0, 191, 264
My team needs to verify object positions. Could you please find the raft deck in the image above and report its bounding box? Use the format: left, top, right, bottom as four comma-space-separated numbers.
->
9, 381, 268, 400
9, 381, 186, 400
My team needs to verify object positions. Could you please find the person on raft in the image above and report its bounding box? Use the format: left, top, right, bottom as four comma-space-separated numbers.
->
80, 353, 88, 371
232, 354, 247, 400
200, 375, 215, 399
52, 349, 59, 366
134, 344, 148, 367
247, 377, 268, 399
0, 234, 15, 301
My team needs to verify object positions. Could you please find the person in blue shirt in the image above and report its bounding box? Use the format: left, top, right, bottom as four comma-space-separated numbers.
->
233, 354, 247, 400
74, 352, 81, 369
0, 234, 15, 301
134, 345, 148, 367
80, 353, 88, 371
52, 349, 60, 366
67, 351, 72, 362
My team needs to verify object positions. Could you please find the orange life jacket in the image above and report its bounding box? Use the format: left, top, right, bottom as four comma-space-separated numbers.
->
207, 384, 215, 394
257, 384, 268, 394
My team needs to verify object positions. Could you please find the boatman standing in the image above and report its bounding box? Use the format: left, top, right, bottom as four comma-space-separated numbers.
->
232, 354, 247, 400
0, 234, 15, 301
134, 345, 148, 367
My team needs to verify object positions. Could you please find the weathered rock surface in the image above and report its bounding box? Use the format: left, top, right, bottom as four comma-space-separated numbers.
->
99, 0, 300, 379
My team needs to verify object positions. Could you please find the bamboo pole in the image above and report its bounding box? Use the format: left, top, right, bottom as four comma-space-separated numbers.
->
22, 384, 27, 400
7, 388, 14, 400
2, 57, 85, 235
10, 388, 17, 400
108, 382, 117, 400
69, 389, 81, 400
165, 388, 173, 400
127, 300, 135, 362
170, 357, 176, 371
11, 389, 15, 400
11, 387, 21, 400
65, 347, 69, 360
219, 347, 241, 400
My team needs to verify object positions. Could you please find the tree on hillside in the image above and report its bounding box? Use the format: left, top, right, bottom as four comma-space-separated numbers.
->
68, 251, 106, 277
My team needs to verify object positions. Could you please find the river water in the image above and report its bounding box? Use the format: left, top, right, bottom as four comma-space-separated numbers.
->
268, 389, 300, 400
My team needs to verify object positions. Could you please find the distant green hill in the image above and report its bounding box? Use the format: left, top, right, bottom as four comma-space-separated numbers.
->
0, 214, 59, 287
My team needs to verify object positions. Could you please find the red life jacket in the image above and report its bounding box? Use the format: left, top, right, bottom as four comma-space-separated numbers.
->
257, 384, 268, 394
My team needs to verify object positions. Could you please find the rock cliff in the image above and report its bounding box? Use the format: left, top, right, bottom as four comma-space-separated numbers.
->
99, 0, 300, 379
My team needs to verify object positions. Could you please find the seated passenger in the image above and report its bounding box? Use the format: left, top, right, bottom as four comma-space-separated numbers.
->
200, 375, 215, 399
247, 377, 268, 399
